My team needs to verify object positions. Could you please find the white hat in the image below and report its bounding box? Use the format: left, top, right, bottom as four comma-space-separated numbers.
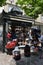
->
13, 39, 17, 41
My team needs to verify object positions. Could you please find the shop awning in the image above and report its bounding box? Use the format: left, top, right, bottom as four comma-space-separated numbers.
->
3, 13, 34, 26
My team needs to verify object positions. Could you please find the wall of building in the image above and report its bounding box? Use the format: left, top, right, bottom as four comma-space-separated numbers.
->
6, 0, 17, 5
40, 25, 43, 34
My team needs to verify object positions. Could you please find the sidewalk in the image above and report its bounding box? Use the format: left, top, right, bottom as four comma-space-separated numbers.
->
0, 49, 25, 65
0, 51, 43, 65
0, 52, 12, 65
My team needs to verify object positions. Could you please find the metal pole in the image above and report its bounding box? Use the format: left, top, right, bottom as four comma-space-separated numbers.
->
3, 19, 6, 52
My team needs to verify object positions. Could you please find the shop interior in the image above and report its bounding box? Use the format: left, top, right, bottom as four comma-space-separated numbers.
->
6, 21, 32, 46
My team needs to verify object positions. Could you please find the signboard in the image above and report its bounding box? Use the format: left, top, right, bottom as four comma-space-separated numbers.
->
11, 21, 32, 27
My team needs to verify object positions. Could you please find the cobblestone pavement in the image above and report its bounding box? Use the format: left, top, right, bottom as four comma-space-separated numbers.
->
0, 50, 43, 65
